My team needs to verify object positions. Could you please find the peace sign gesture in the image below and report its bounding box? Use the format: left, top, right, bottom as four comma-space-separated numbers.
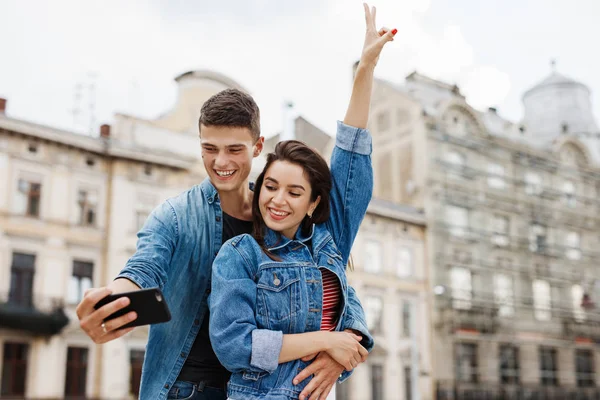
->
360, 3, 396, 67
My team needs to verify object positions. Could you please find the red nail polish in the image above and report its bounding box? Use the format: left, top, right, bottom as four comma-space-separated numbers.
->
392, 28, 398, 35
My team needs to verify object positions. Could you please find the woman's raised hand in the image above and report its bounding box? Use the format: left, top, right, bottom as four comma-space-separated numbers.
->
360, 3, 396, 68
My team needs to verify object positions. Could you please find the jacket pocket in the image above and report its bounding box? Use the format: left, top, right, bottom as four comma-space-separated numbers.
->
256, 268, 301, 328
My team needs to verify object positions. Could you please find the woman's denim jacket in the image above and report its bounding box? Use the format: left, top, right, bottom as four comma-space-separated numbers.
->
209, 123, 374, 400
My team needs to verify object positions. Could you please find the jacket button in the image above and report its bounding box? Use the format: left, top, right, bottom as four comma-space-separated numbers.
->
216, 216, 221, 222
194, 319, 200, 326
181, 352, 186, 358
327, 258, 333, 264
164, 384, 170, 389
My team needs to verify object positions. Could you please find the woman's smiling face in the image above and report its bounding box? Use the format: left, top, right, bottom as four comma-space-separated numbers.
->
258, 160, 320, 239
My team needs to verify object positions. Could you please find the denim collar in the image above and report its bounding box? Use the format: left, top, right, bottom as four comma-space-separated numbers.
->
200, 177, 255, 204
265, 224, 315, 251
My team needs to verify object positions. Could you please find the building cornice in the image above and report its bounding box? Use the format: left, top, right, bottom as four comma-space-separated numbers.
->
0, 115, 196, 169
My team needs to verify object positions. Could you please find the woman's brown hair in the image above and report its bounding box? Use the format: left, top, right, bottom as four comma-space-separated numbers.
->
252, 140, 331, 259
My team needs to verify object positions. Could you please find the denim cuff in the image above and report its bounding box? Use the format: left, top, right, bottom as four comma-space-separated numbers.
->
344, 317, 374, 352
251, 329, 283, 374
115, 272, 154, 290
335, 121, 372, 155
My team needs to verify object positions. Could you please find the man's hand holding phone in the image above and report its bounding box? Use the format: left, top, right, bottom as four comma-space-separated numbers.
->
76, 285, 137, 344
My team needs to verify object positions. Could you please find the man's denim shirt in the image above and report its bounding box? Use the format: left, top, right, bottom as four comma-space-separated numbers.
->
116, 121, 373, 399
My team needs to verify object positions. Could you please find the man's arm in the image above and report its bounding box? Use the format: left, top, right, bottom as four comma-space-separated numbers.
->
76, 200, 178, 343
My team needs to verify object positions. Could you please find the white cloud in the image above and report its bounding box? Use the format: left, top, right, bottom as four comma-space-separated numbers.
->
0, 0, 512, 138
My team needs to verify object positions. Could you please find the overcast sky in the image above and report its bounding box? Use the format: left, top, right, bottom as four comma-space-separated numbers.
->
1, 0, 598, 138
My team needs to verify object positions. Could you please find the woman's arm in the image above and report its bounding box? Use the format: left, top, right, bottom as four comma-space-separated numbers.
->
343, 5, 395, 129
209, 236, 366, 374
280, 330, 367, 371
327, 5, 396, 263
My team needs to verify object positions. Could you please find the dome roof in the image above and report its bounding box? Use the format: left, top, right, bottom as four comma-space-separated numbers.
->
524, 71, 589, 98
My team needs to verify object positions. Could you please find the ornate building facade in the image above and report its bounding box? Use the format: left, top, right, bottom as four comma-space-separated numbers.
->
369, 67, 600, 399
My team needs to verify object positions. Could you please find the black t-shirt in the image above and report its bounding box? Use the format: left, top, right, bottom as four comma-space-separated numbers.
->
177, 212, 253, 386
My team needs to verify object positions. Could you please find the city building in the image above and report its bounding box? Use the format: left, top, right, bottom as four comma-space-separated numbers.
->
369, 66, 600, 398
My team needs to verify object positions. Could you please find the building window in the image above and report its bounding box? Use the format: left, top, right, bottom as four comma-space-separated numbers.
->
135, 193, 157, 232
444, 151, 468, 178
445, 151, 465, 167
456, 343, 478, 383
15, 179, 41, 217
446, 205, 469, 237
402, 301, 412, 337
494, 274, 515, 317
575, 349, 595, 388
365, 295, 383, 333
1, 343, 29, 397
565, 231, 581, 261
491, 215, 509, 247
529, 224, 547, 253
533, 280, 551, 321
371, 364, 384, 400
64, 347, 88, 397
539, 347, 558, 386
377, 111, 390, 132
364, 240, 383, 274
563, 181, 576, 208
524, 172, 542, 195
499, 345, 520, 384
487, 163, 506, 189
572, 284, 586, 323
130, 350, 145, 397
68, 261, 94, 304
396, 247, 413, 278
404, 366, 412, 400
451, 267, 472, 310
9, 252, 35, 308
78, 190, 98, 227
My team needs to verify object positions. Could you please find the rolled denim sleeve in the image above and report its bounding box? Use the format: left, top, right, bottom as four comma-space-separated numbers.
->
327, 121, 373, 265
209, 237, 282, 375
115, 200, 177, 290
339, 285, 374, 382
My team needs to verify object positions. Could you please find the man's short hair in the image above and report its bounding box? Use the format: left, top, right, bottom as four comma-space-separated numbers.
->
199, 88, 260, 141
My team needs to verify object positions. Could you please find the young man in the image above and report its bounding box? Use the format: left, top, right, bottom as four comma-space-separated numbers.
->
76, 88, 370, 400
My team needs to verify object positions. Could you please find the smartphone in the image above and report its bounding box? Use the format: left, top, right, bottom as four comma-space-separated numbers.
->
94, 287, 171, 329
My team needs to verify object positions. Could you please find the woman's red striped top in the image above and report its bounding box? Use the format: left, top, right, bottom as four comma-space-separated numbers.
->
320, 268, 341, 331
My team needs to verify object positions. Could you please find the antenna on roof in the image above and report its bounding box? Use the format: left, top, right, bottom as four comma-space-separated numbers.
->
550, 58, 557, 73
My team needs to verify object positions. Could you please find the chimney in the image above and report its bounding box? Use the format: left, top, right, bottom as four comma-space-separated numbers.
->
0, 98, 6, 114
100, 124, 111, 138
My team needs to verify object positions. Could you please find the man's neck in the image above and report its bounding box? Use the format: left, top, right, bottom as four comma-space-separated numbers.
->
218, 182, 253, 221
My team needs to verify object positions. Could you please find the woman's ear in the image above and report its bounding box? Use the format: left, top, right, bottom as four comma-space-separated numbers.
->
308, 196, 321, 217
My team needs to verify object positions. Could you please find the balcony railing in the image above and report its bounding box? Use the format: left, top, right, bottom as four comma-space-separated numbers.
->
436, 381, 600, 400
562, 313, 600, 341
0, 291, 69, 336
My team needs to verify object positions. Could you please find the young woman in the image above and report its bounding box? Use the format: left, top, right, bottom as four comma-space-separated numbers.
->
209, 4, 395, 400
